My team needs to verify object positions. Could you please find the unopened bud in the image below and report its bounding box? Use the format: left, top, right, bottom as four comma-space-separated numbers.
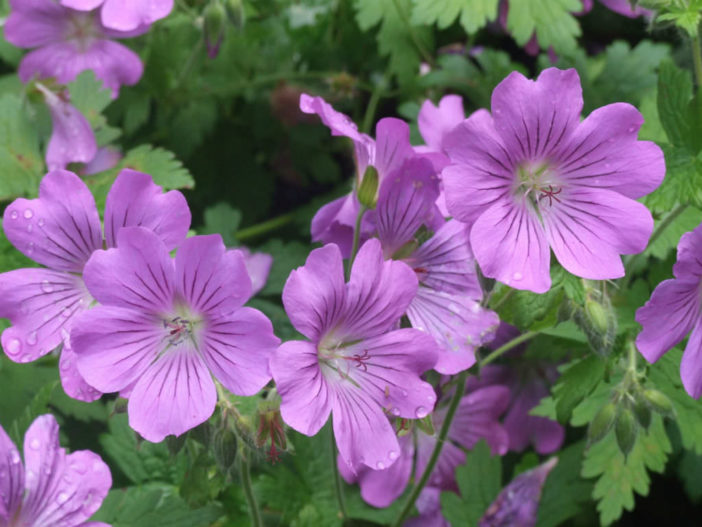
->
357, 165, 379, 209
585, 299, 609, 335
212, 419, 238, 481
643, 389, 674, 416
588, 402, 617, 443
255, 403, 288, 463
615, 408, 637, 457
224, 0, 246, 29
633, 395, 652, 430
204, 1, 227, 59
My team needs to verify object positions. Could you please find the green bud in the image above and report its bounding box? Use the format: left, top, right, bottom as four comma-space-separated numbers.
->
203, 1, 227, 58
224, 0, 246, 29
395, 418, 411, 437
643, 389, 674, 416
615, 408, 637, 457
588, 402, 617, 443
357, 165, 379, 209
585, 299, 609, 335
212, 421, 238, 482
632, 395, 652, 430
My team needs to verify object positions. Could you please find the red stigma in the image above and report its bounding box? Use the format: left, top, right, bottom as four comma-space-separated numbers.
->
538, 185, 562, 207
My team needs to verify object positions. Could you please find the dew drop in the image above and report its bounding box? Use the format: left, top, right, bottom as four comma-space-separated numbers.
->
628, 126, 637, 133
401, 389, 408, 398
392, 408, 400, 416
512, 271, 523, 281
10, 450, 20, 464
41, 280, 54, 293
61, 307, 71, 318
37, 218, 45, 227
26, 331, 38, 346
9, 210, 18, 220
23, 209, 33, 219
6, 338, 21, 356
56, 492, 69, 505
26, 224, 33, 233
29, 438, 40, 450
73, 461, 87, 474
388, 450, 399, 461
27, 242, 35, 254
60, 328, 70, 342
376, 461, 385, 470
60, 358, 70, 371
415, 406, 428, 418
427, 394, 435, 402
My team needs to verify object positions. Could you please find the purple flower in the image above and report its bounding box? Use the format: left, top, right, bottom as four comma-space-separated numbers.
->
0, 414, 111, 527
270, 239, 438, 470
340, 385, 510, 508
443, 68, 664, 293
636, 222, 702, 398
418, 95, 465, 157
479, 458, 557, 527
5, 0, 146, 97
0, 169, 191, 402
60, 0, 173, 31
36, 83, 97, 171
404, 488, 450, 527
80, 147, 122, 176
300, 94, 415, 256
71, 228, 279, 442
598, 0, 652, 18
235, 247, 273, 297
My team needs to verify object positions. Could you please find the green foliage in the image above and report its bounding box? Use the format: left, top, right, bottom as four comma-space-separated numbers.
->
201, 202, 242, 246
657, 0, 702, 37
440, 440, 501, 526
491, 282, 564, 332
68, 72, 120, 146
506, 0, 582, 54
411, 0, 499, 34
644, 206, 702, 260
552, 355, 606, 423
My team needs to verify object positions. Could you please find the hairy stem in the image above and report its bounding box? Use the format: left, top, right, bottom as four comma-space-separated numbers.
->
330, 424, 348, 519
480, 330, 539, 368
240, 454, 263, 527
391, 370, 469, 527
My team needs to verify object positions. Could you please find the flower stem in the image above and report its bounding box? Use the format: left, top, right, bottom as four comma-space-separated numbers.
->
479, 330, 539, 368
239, 454, 263, 527
692, 34, 702, 87
391, 370, 469, 527
346, 205, 367, 279
330, 424, 348, 519
235, 212, 296, 242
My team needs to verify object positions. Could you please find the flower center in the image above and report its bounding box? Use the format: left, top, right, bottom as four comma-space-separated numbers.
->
158, 305, 204, 355
317, 336, 369, 386
514, 161, 563, 209
64, 13, 102, 50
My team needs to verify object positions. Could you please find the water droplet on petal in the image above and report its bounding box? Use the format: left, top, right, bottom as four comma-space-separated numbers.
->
56, 492, 69, 505
6, 339, 21, 356
26, 332, 38, 346
37, 218, 45, 227
23, 209, 33, 219
512, 271, 523, 281
26, 224, 33, 233
27, 242, 35, 254
376, 461, 385, 470
401, 390, 408, 398
9, 210, 18, 220
10, 451, 20, 464
391, 408, 400, 416
40, 280, 53, 293
415, 406, 428, 418
388, 450, 398, 461
29, 438, 40, 450
61, 307, 71, 318
628, 126, 637, 133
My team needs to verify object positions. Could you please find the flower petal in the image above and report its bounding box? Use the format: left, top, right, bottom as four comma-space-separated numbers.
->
555, 103, 664, 199
59, 343, 102, 402
491, 68, 583, 161
270, 340, 333, 436
3, 170, 102, 272
374, 118, 415, 180
541, 187, 653, 280
128, 346, 217, 442
470, 198, 551, 293
104, 169, 191, 251
101, 0, 173, 30
83, 227, 175, 313
0, 269, 92, 363
673, 223, 702, 279
0, 423, 23, 521
418, 95, 465, 152
450, 386, 510, 454
682, 318, 702, 398
236, 248, 273, 296
415, 434, 465, 491
60, 0, 104, 9
282, 244, 346, 340
4, 0, 65, 48
175, 235, 250, 316
72, 305, 165, 393
201, 307, 278, 396
635, 278, 700, 364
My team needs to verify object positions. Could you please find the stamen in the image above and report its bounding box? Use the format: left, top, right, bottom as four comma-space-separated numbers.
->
538, 185, 563, 207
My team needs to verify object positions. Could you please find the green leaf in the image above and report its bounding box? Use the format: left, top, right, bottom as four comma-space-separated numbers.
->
656, 60, 702, 153
201, 202, 242, 246
506, 0, 582, 55
0, 357, 57, 426
657, 0, 702, 37
8, 380, 57, 446
410, 0, 499, 34
440, 440, 501, 526
581, 415, 671, 526
0, 94, 44, 201
552, 355, 606, 423
354, 0, 433, 83
643, 144, 702, 213
678, 449, 702, 502
644, 206, 702, 260
257, 239, 309, 296
491, 284, 564, 332
68, 71, 120, 147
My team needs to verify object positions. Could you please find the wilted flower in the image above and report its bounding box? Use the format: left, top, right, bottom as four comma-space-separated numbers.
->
71, 228, 280, 442
0, 169, 190, 401
60, 0, 173, 31
0, 414, 111, 527
5, 0, 146, 97
636, 222, 702, 397
443, 67, 664, 293
270, 239, 438, 470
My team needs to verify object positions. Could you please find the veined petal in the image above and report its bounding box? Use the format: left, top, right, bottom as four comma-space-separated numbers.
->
59, 343, 102, 402
470, 198, 551, 293
0, 269, 91, 363
406, 288, 499, 374
491, 68, 583, 161
636, 278, 700, 363
541, 187, 653, 280
3, 170, 102, 272
201, 307, 278, 396
282, 244, 346, 341
340, 239, 418, 340
673, 223, 702, 279
415, 433, 465, 491
418, 95, 465, 152
682, 318, 702, 398
4, 0, 65, 48
101, 0, 173, 30
175, 235, 251, 316
376, 157, 440, 256
72, 305, 165, 393
270, 340, 333, 436
83, 227, 175, 313
504, 381, 563, 454
299, 93, 365, 143
128, 346, 217, 442
0, 423, 23, 522
105, 169, 191, 251
450, 386, 510, 454
373, 118, 415, 180
555, 103, 664, 199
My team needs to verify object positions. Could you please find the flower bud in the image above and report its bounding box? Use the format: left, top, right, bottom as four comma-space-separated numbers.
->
588, 402, 617, 443
615, 408, 637, 457
357, 165, 379, 209
632, 395, 652, 430
224, 0, 246, 29
643, 389, 674, 416
255, 403, 288, 463
212, 418, 239, 481
203, 1, 227, 59
585, 299, 609, 335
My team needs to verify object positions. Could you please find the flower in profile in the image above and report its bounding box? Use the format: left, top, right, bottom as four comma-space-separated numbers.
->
0, 414, 111, 527
5, 0, 145, 97
479, 458, 557, 527
270, 239, 438, 470
0, 169, 190, 401
339, 385, 510, 508
443, 67, 664, 293
35, 83, 97, 171
71, 228, 279, 442
636, 222, 702, 398
299, 94, 415, 256
60, 0, 173, 31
